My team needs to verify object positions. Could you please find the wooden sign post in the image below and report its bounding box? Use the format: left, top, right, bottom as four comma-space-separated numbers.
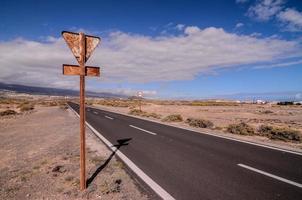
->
62, 31, 101, 190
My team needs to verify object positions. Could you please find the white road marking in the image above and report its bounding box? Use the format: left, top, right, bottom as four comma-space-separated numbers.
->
237, 164, 302, 188
129, 125, 157, 136
93, 111, 98, 114
68, 106, 175, 199
105, 115, 114, 120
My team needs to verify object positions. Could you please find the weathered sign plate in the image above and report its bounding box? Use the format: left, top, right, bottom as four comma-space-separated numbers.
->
63, 64, 100, 77
62, 31, 101, 64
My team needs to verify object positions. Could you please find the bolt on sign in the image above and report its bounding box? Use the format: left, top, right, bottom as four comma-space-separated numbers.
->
62, 31, 101, 190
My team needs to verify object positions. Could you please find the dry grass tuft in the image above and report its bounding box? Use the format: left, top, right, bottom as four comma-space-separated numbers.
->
227, 122, 255, 135
162, 114, 183, 122
128, 109, 161, 119
95, 100, 136, 107
0, 109, 17, 116
258, 125, 301, 142
259, 110, 274, 114
18, 103, 34, 112
38, 100, 67, 107
190, 101, 238, 106
186, 117, 214, 128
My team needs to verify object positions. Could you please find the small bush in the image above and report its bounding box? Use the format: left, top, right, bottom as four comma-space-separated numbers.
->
146, 112, 161, 119
129, 109, 143, 115
190, 101, 238, 106
277, 101, 294, 105
65, 175, 74, 182
60, 105, 69, 110
0, 109, 17, 116
128, 109, 161, 119
227, 122, 255, 135
96, 100, 134, 107
19, 103, 34, 112
258, 125, 301, 142
49, 102, 58, 106
186, 117, 214, 128
260, 110, 274, 114
38, 100, 68, 107
162, 114, 183, 122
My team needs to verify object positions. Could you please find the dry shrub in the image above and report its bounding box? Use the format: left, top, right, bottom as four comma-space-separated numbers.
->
18, 103, 34, 112
162, 114, 183, 122
258, 125, 301, 142
95, 100, 134, 107
190, 101, 238, 106
128, 109, 161, 119
38, 100, 67, 107
227, 122, 255, 135
0, 109, 17, 116
260, 110, 274, 114
147, 113, 162, 119
128, 109, 143, 115
60, 105, 69, 110
0, 98, 27, 105
186, 117, 214, 128
86, 101, 93, 105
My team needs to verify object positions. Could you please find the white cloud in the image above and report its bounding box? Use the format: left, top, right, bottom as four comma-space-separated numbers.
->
250, 32, 262, 37
184, 26, 200, 34
277, 8, 302, 32
253, 59, 302, 69
175, 24, 185, 31
245, 0, 302, 32
247, 0, 284, 21
296, 93, 302, 100
94, 88, 157, 97
0, 26, 301, 90
235, 22, 244, 28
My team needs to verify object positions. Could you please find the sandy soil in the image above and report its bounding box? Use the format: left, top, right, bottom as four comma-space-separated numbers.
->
92, 103, 302, 151
0, 106, 148, 200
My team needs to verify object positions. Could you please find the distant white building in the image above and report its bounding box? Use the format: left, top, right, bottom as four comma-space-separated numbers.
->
256, 99, 266, 104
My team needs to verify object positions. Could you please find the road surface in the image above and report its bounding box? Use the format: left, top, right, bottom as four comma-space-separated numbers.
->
68, 102, 302, 200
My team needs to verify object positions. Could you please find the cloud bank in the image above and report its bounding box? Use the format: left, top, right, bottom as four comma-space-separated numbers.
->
0, 26, 301, 90
246, 0, 302, 32
277, 8, 302, 32
247, 0, 284, 21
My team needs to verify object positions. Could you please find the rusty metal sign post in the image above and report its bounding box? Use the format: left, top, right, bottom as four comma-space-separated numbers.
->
62, 31, 101, 190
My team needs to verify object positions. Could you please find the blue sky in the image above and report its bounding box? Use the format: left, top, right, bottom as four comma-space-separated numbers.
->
0, 0, 302, 99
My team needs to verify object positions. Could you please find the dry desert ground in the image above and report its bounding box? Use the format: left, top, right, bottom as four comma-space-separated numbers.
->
0, 103, 148, 200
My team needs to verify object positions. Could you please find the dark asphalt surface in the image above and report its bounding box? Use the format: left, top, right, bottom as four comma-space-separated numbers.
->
69, 102, 302, 200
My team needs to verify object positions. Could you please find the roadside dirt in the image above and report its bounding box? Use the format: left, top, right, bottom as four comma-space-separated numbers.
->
0, 106, 148, 200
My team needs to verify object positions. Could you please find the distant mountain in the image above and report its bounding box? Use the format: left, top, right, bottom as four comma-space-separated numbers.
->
0, 82, 127, 98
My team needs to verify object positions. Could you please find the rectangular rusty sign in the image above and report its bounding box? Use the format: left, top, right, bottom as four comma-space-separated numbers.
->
63, 64, 100, 77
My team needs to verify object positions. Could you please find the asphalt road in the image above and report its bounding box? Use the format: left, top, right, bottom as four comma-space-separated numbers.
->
68, 102, 302, 200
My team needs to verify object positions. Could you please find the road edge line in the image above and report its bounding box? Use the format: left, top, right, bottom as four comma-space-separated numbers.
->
68, 104, 175, 200
237, 163, 302, 188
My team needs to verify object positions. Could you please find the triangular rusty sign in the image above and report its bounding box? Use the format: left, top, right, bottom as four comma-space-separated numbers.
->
62, 31, 101, 64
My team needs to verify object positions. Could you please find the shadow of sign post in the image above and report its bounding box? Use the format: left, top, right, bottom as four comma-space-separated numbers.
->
62, 31, 101, 190
86, 138, 132, 186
